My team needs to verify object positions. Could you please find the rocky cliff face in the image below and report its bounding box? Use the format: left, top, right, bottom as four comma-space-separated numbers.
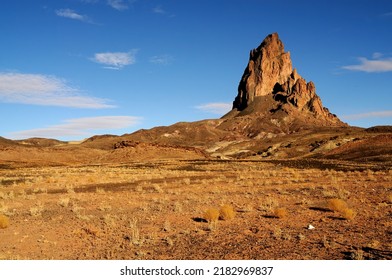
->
234, 33, 292, 110
231, 33, 345, 126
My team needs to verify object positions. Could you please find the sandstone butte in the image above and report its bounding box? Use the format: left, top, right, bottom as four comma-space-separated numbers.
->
227, 32, 346, 129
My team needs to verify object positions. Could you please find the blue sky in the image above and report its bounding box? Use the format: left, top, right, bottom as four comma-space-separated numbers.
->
1, 0, 391, 140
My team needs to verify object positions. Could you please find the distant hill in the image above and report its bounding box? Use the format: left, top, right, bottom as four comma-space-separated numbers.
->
0, 136, 17, 147
15, 137, 66, 147
365, 126, 392, 133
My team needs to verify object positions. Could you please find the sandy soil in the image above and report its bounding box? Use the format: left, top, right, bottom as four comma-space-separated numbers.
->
1, 159, 391, 260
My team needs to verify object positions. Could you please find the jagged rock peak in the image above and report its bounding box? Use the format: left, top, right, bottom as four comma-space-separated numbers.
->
231, 32, 345, 126
233, 33, 293, 110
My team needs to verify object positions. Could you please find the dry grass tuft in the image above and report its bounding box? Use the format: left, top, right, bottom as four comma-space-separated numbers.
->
96, 187, 105, 194
349, 249, 364, 260
259, 197, 279, 211
327, 198, 347, 212
219, 204, 235, 220
29, 203, 44, 217
327, 198, 356, 220
58, 197, 70, 207
273, 207, 288, 219
173, 201, 182, 213
340, 208, 356, 220
203, 208, 219, 223
103, 214, 116, 227
129, 218, 141, 245
0, 202, 9, 215
163, 220, 171, 232
0, 214, 9, 229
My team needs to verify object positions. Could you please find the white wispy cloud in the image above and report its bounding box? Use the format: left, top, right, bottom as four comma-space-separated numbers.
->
195, 102, 232, 115
381, 12, 392, 17
342, 110, 392, 120
8, 116, 142, 140
342, 54, 392, 72
0, 72, 114, 108
153, 5, 166, 14
107, 0, 129, 11
92, 50, 137, 69
372, 52, 383, 59
149, 54, 173, 65
152, 5, 175, 17
55, 8, 93, 23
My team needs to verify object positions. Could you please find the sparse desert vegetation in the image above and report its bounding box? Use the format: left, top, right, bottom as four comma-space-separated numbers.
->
273, 207, 288, 219
219, 204, 236, 220
0, 214, 9, 229
0, 159, 391, 260
204, 208, 220, 223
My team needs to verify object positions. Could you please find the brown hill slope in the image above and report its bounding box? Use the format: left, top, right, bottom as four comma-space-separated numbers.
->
0, 136, 17, 147
15, 137, 66, 147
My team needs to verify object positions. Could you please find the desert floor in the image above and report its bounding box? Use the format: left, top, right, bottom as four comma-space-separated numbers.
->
1, 159, 391, 260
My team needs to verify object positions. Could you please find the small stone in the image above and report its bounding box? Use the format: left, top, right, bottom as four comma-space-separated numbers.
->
307, 224, 315, 230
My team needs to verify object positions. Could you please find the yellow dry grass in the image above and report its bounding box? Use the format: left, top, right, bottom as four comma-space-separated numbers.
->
327, 198, 356, 220
0, 214, 9, 229
327, 198, 348, 212
219, 204, 236, 220
203, 208, 220, 223
273, 207, 288, 219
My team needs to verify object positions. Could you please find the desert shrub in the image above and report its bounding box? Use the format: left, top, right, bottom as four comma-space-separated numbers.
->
58, 197, 70, 207
327, 198, 356, 220
129, 218, 141, 245
0, 202, 9, 215
219, 204, 235, 220
273, 207, 288, 219
327, 198, 347, 212
203, 208, 219, 223
173, 201, 182, 213
153, 185, 163, 193
259, 197, 279, 211
163, 220, 171, 232
272, 227, 282, 239
96, 187, 105, 194
29, 203, 44, 217
340, 208, 356, 220
0, 214, 9, 229
0, 191, 14, 200
297, 233, 306, 241
349, 249, 364, 260
103, 214, 116, 227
